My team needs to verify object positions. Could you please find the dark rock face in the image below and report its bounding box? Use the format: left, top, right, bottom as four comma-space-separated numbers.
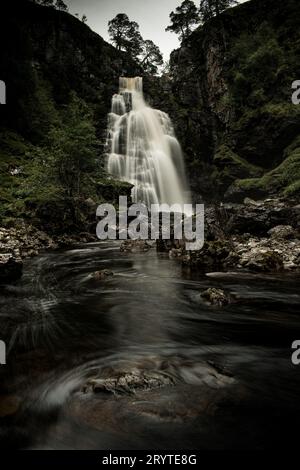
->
223, 200, 300, 237
153, 0, 300, 202
0, 0, 141, 141
158, 198, 300, 272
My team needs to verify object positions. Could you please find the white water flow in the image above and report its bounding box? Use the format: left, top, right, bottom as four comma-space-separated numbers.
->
106, 77, 191, 210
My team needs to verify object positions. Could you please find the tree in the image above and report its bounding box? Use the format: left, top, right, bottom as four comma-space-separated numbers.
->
108, 14, 142, 55
166, 0, 199, 42
53, 93, 99, 201
55, 0, 68, 12
40, 0, 54, 6
123, 22, 143, 59
82, 15, 87, 23
199, 0, 238, 21
140, 40, 163, 74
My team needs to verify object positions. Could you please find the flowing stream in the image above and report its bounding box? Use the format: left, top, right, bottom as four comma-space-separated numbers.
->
106, 77, 190, 209
0, 242, 300, 449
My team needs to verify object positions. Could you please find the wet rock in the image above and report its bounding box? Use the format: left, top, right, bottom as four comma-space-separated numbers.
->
165, 199, 300, 273
224, 198, 300, 237
92, 269, 114, 281
83, 370, 176, 396
243, 197, 262, 206
0, 224, 57, 259
181, 240, 231, 269
120, 240, 153, 253
0, 254, 23, 282
242, 249, 284, 272
201, 288, 232, 307
268, 225, 295, 240
233, 237, 300, 271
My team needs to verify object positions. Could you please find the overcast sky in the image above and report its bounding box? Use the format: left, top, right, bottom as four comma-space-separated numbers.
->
65, 0, 248, 61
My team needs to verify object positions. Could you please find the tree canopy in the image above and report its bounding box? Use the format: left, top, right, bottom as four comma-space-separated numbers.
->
30, 0, 69, 12
108, 14, 163, 74
199, 0, 238, 21
140, 40, 164, 74
165, 0, 199, 41
108, 14, 143, 58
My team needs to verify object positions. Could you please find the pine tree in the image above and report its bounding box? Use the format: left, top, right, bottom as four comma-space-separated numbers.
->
140, 40, 163, 75
166, 0, 199, 42
108, 14, 142, 55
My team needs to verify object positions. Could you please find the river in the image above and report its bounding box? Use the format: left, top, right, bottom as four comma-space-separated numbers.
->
0, 241, 300, 449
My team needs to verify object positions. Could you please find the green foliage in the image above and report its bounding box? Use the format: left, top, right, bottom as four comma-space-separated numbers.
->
21, 92, 102, 229
166, 0, 199, 41
235, 138, 300, 198
229, 24, 286, 108
0, 93, 108, 231
0, 130, 33, 223
214, 145, 262, 177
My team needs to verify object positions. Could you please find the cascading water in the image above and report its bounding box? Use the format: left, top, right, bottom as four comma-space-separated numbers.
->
106, 77, 191, 209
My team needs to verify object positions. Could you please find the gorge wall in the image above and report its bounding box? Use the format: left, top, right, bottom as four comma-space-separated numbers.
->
0, 0, 139, 233
145, 0, 300, 202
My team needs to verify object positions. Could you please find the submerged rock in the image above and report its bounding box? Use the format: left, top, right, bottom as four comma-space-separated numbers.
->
120, 240, 153, 253
201, 288, 232, 307
92, 269, 114, 281
83, 370, 177, 396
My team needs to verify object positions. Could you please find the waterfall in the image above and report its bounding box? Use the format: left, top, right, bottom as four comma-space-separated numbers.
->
106, 77, 191, 210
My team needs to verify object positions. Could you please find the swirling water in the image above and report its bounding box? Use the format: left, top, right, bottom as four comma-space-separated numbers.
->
0, 242, 300, 449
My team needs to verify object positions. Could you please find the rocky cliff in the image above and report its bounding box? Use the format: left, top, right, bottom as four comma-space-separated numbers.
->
0, 0, 137, 233
150, 0, 300, 202
0, 0, 139, 140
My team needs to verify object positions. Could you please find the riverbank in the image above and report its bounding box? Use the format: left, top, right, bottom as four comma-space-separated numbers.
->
1, 197, 299, 284
166, 198, 300, 272
0, 223, 97, 282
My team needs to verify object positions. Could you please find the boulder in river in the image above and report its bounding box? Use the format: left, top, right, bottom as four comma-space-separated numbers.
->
120, 240, 153, 253
92, 269, 114, 281
83, 370, 177, 395
201, 288, 232, 307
